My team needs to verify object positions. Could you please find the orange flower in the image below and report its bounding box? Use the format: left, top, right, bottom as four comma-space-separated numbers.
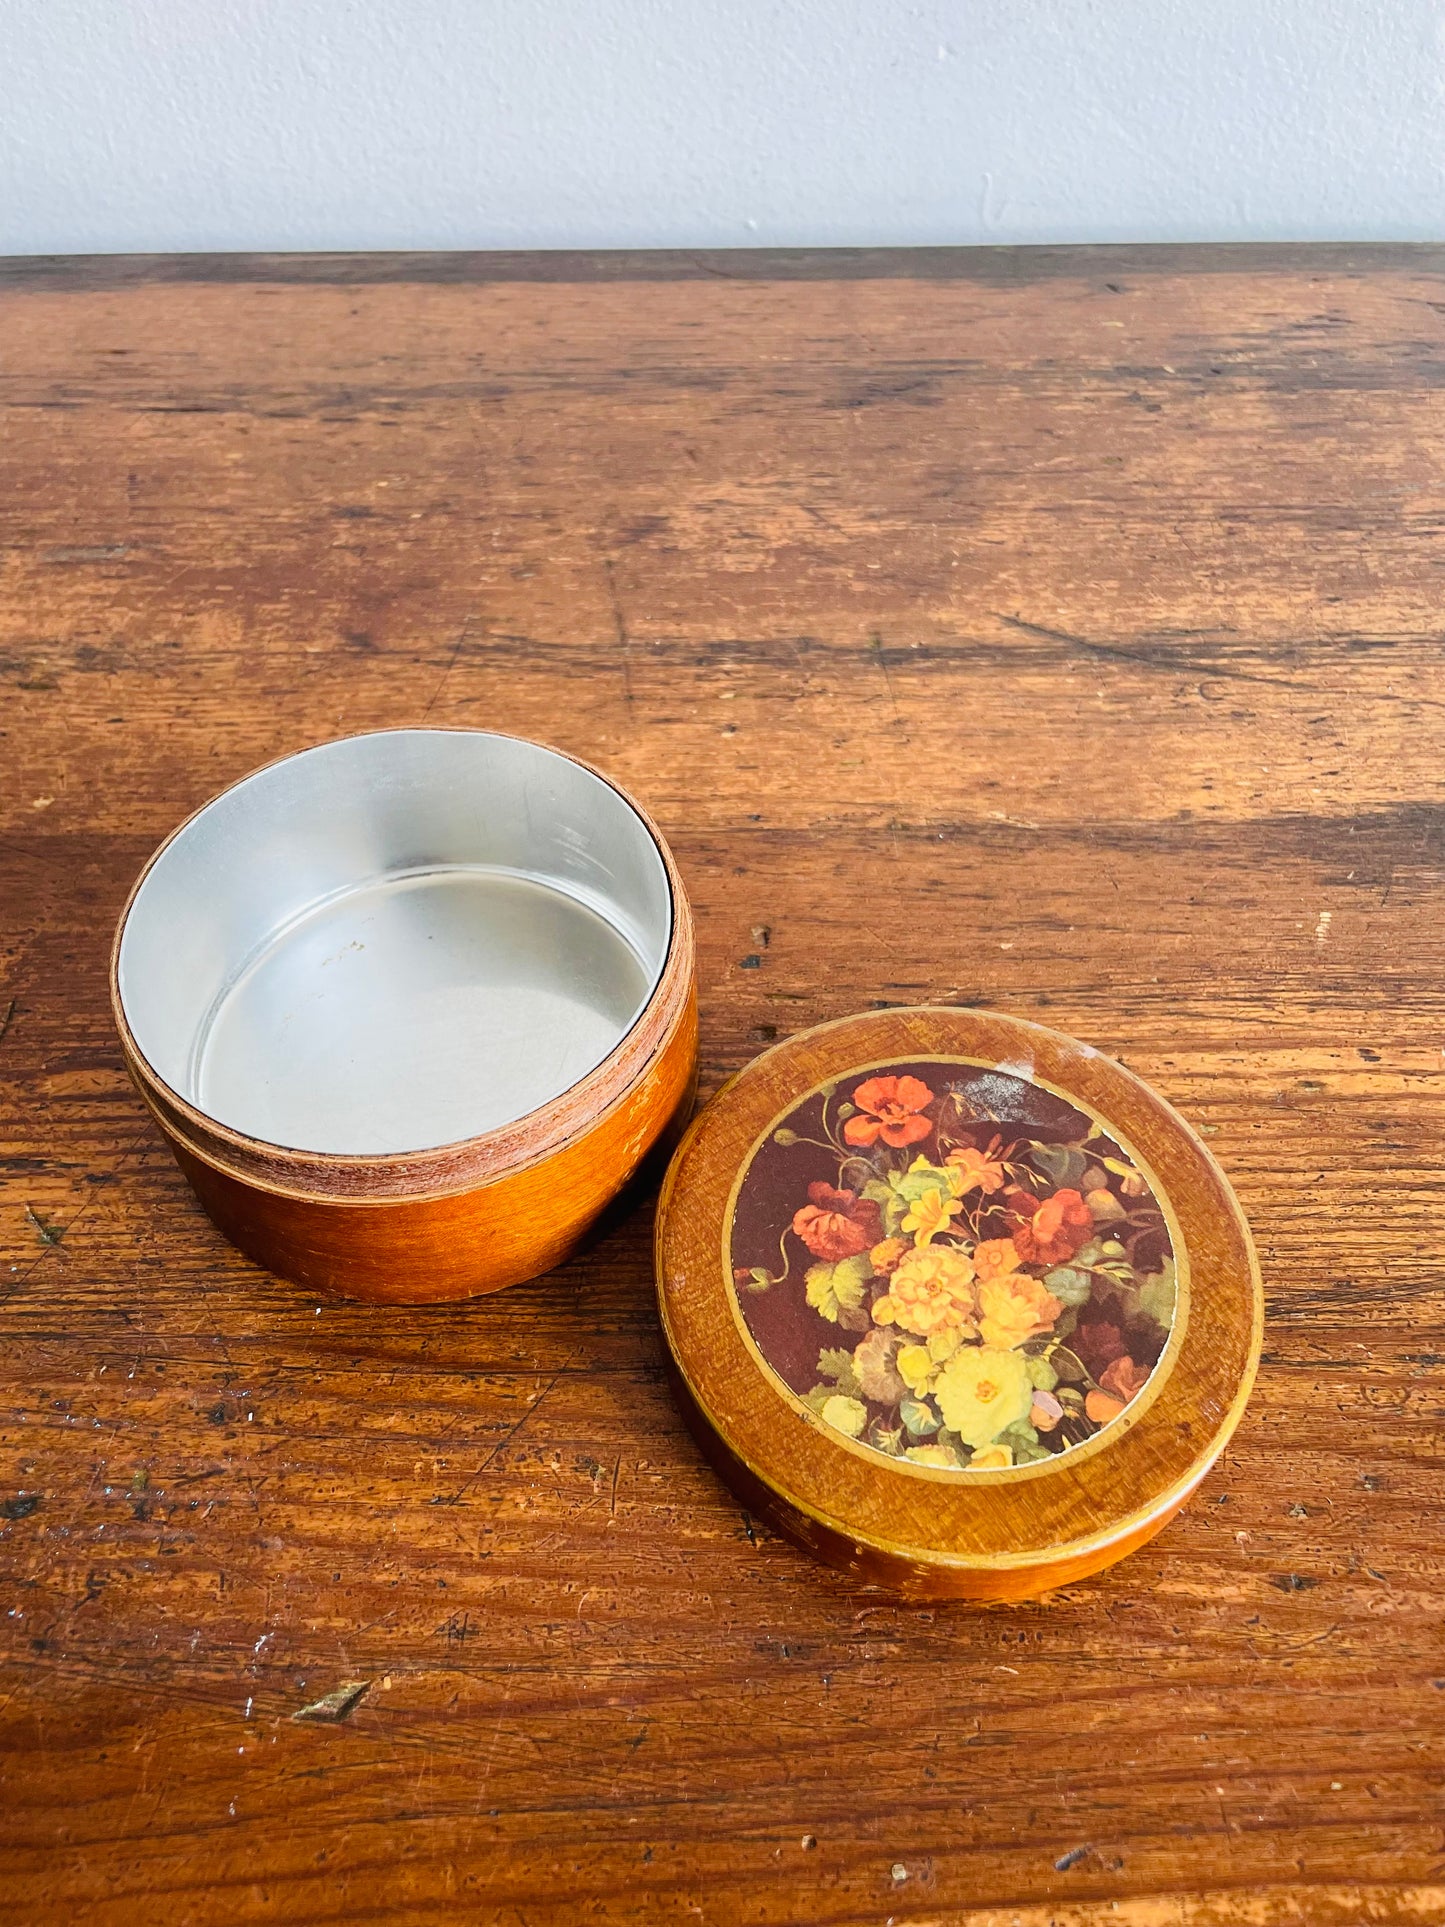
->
843, 1075, 934, 1149
792, 1182, 882, 1262
1085, 1389, 1126, 1426
1099, 1354, 1150, 1404
1009, 1187, 1093, 1266
972, 1238, 1024, 1284
872, 1245, 977, 1338
946, 1136, 1010, 1196
977, 1272, 1063, 1350
869, 1237, 909, 1276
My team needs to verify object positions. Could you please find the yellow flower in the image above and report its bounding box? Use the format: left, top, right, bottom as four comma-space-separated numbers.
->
896, 1344, 935, 1394
972, 1238, 1023, 1284
926, 1327, 963, 1364
969, 1443, 1013, 1469
820, 1394, 867, 1438
909, 1151, 964, 1193
1084, 1186, 1128, 1222
902, 1185, 962, 1247
934, 1346, 1032, 1448
872, 1245, 977, 1338
977, 1273, 1064, 1350
905, 1443, 962, 1468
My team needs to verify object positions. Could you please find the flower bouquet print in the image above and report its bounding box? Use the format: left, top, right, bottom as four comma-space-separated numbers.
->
728, 1061, 1178, 1475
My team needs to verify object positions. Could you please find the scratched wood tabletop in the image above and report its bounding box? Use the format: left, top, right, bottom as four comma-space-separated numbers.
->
1, 244, 1443, 1925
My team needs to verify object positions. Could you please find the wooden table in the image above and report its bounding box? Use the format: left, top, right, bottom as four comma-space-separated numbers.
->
2, 245, 1442, 1924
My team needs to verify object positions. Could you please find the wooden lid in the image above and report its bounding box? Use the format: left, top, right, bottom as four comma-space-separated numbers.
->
655, 1007, 1261, 1600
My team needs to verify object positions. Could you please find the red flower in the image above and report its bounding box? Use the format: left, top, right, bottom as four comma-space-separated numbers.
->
1072, 1310, 1128, 1379
1008, 1186, 1093, 1266
843, 1075, 934, 1149
792, 1182, 883, 1261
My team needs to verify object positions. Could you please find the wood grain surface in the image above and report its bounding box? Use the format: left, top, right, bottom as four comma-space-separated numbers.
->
1, 244, 1443, 1923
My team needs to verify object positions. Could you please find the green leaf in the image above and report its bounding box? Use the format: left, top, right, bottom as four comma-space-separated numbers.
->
900, 1397, 940, 1438
1138, 1258, 1177, 1330
1032, 1144, 1087, 1189
817, 1347, 862, 1396
745, 1267, 773, 1294
804, 1265, 843, 1322
1042, 1264, 1093, 1306
1002, 1417, 1040, 1450
1049, 1345, 1089, 1385
1024, 1354, 1059, 1392
1111, 1278, 1143, 1321
835, 1253, 872, 1299
804, 1254, 871, 1323
891, 1160, 955, 1207
803, 1383, 835, 1415
861, 1175, 906, 1237
862, 1160, 958, 1238
1014, 1438, 1054, 1464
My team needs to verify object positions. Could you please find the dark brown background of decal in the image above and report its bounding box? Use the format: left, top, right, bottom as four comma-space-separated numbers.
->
2, 247, 1443, 1921
728, 1059, 1162, 1401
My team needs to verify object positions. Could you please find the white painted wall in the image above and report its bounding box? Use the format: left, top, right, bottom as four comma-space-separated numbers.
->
3, 0, 1443, 255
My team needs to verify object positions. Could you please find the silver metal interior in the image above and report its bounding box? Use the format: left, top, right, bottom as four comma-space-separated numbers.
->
117, 731, 672, 1156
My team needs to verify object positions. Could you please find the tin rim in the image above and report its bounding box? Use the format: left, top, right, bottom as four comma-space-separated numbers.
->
111, 728, 692, 1197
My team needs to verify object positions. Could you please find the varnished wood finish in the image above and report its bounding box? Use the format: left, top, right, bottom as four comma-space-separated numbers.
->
657, 1008, 1261, 1599
109, 738, 698, 1301
166, 981, 696, 1303
665, 1359, 1204, 1604
3, 245, 1444, 1921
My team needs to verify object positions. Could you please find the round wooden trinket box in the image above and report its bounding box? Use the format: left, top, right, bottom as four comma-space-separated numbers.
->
112, 730, 696, 1305
656, 1007, 1261, 1600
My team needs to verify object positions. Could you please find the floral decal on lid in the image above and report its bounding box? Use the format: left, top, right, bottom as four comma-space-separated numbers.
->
729, 1061, 1178, 1473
